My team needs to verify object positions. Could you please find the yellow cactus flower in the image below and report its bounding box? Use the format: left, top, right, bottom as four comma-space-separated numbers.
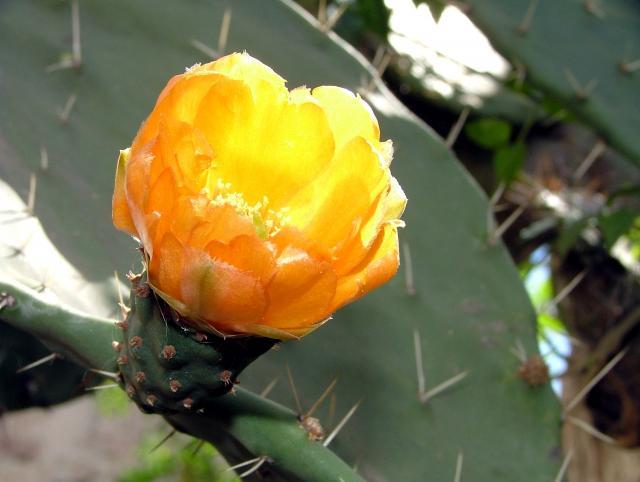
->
112, 52, 406, 340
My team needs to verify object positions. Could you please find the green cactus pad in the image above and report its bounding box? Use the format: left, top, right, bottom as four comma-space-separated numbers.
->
117, 278, 275, 415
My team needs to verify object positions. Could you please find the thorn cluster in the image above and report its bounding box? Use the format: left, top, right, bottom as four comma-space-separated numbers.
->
518, 355, 550, 387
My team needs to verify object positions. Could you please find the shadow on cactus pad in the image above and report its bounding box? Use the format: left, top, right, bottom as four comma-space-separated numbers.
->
0, 321, 88, 411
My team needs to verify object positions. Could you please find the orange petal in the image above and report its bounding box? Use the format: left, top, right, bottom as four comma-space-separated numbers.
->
145, 168, 179, 247
205, 234, 276, 282
180, 249, 267, 325
132, 74, 226, 152
170, 198, 256, 248
269, 225, 330, 264
332, 223, 399, 309
152, 120, 213, 193
146, 168, 176, 216
263, 246, 337, 329
124, 143, 157, 250
174, 128, 215, 192
148, 232, 185, 302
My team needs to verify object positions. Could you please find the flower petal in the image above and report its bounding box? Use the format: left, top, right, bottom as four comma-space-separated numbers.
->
333, 223, 399, 309
286, 136, 388, 254
194, 77, 335, 208
180, 249, 267, 326
312, 86, 381, 151
133, 74, 225, 152
171, 197, 256, 247
148, 232, 185, 302
201, 52, 286, 93
113, 53, 405, 340
384, 176, 408, 222
205, 234, 277, 283
112, 148, 137, 236
145, 168, 178, 247
263, 246, 337, 329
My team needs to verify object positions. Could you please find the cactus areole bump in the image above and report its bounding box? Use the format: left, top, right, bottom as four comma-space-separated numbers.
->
112, 52, 406, 340
117, 278, 275, 413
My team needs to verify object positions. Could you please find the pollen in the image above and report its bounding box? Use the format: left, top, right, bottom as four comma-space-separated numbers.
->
203, 178, 290, 238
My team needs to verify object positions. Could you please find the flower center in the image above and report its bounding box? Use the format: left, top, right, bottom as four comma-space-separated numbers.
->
202, 178, 290, 239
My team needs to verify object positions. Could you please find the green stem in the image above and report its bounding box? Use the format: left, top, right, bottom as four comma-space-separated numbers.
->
0, 279, 363, 482
0, 279, 118, 371
168, 390, 363, 481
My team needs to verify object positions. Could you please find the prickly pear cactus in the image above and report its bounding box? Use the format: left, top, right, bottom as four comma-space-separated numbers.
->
117, 276, 275, 414
0, 0, 561, 480
0, 280, 363, 480
465, 0, 640, 164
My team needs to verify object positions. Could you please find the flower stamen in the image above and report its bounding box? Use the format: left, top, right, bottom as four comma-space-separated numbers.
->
202, 178, 290, 238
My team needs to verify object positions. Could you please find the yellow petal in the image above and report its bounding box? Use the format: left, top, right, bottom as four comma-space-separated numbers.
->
200, 52, 286, 93
112, 148, 137, 236
346, 174, 406, 266
286, 136, 388, 253
312, 86, 381, 152
331, 189, 387, 277
384, 176, 407, 222
194, 76, 335, 208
